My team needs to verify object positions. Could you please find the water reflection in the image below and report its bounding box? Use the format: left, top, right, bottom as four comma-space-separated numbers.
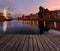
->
43, 21, 46, 27
0, 20, 39, 34
18, 20, 38, 27
54, 21, 57, 29
0, 20, 60, 34
2, 21, 7, 32
43, 20, 58, 30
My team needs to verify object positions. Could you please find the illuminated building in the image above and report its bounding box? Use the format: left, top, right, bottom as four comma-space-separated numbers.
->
0, 13, 12, 21
50, 10, 58, 19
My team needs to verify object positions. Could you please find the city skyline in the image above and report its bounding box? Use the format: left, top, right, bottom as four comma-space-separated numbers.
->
0, 0, 60, 16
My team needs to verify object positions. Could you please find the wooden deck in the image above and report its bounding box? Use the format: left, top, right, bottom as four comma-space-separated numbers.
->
0, 34, 60, 51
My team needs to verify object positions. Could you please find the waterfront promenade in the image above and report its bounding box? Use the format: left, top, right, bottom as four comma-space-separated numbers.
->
0, 32, 60, 51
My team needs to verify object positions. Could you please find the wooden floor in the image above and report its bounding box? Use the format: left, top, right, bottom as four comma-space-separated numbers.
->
0, 34, 60, 51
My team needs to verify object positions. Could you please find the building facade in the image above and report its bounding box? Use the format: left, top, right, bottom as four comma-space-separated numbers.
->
50, 10, 58, 19
0, 13, 12, 21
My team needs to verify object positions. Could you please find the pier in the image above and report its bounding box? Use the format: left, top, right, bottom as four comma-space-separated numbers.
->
0, 33, 60, 51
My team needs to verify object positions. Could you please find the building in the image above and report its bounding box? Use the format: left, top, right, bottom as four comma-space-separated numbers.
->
0, 13, 5, 21
58, 10, 60, 19
50, 10, 58, 19
18, 9, 60, 20
7, 13, 12, 19
0, 13, 12, 21
18, 13, 38, 20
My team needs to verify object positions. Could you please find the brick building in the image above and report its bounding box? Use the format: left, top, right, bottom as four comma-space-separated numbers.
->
0, 13, 12, 21
50, 10, 58, 19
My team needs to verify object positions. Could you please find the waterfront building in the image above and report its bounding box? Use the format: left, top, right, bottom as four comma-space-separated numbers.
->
0, 13, 12, 21
0, 13, 5, 21
58, 10, 60, 19
50, 10, 58, 19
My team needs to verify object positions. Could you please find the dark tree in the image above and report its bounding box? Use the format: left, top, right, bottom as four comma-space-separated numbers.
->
38, 6, 44, 19
38, 6, 50, 34
44, 8, 49, 18
44, 8, 50, 31
38, 6, 45, 34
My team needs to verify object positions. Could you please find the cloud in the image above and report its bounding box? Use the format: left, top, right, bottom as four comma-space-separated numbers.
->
0, 0, 60, 16
0, 0, 16, 13
39, 0, 60, 10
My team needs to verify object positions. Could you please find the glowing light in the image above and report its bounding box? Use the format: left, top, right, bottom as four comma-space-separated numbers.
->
3, 8, 7, 19
2, 21, 7, 32
44, 21, 46, 27
54, 21, 57, 29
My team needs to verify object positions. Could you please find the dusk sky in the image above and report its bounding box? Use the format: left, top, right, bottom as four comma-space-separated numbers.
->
0, 0, 60, 16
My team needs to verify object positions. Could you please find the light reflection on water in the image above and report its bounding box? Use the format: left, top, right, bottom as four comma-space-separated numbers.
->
2, 21, 7, 32
0, 20, 39, 34
44, 21, 57, 29
54, 21, 57, 29
0, 20, 60, 34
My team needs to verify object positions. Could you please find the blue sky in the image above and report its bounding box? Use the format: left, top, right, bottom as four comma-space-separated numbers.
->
0, 0, 60, 16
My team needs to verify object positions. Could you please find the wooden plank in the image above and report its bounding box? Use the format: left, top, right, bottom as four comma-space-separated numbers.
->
33, 35, 39, 51
17, 35, 26, 51
42, 35, 56, 51
0, 35, 60, 51
0, 35, 18, 51
0, 35, 6, 39
0, 35, 14, 49
46, 35, 60, 51
45, 35, 60, 51
38, 35, 50, 51
28, 35, 33, 51
0, 35, 12, 42
9, 35, 23, 51
50, 35, 60, 41
35, 35, 44, 51
22, 35, 29, 51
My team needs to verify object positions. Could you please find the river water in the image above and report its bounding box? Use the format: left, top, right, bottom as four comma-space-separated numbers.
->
0, 20, 60, 34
